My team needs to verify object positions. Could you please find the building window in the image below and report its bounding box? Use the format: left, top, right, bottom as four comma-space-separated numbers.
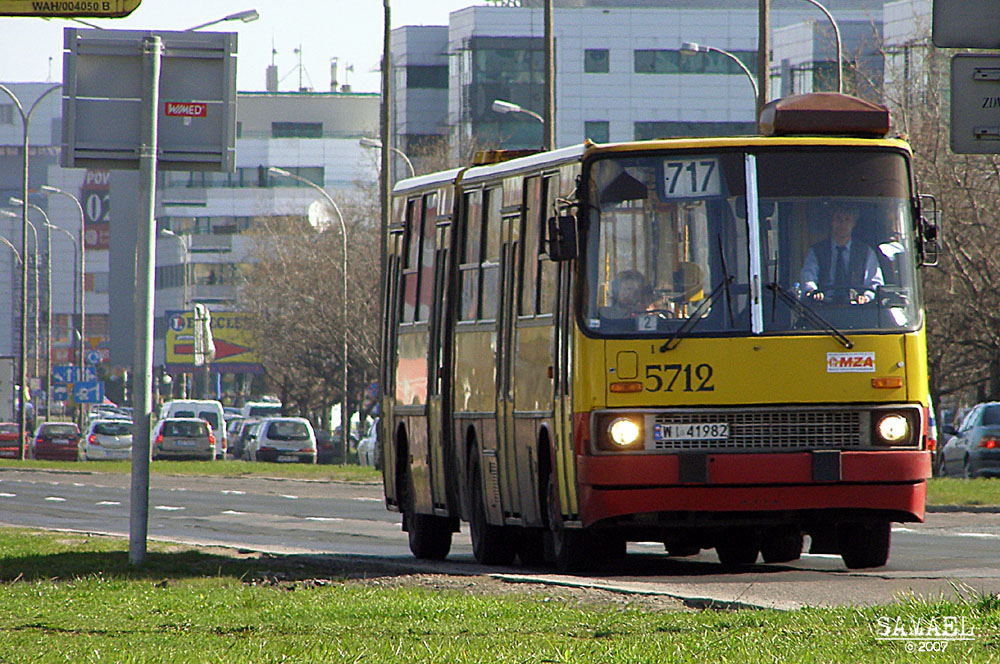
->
584, 120, 610, 143
0, 104, 13, 125
584, 49, 609, 74
406, 65, 448, 89
635, 49, 757, 76
635, 50, 679, 74
634, 121, 757, 140
271, 122, 323, 138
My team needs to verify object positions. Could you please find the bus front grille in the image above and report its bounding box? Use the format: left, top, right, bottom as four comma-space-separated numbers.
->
650, 409, 865, 451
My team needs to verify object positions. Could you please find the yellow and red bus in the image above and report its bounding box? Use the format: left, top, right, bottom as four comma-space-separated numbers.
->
379, 93, 937, 570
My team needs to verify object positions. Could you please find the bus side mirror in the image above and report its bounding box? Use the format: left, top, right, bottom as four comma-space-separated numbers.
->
917, 194, 939, 267
547, 214, 578, 261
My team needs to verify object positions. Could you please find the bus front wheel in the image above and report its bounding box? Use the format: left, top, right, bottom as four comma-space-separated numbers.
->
545, 474, 591, 573
838, 520, 890, 569
402, 465, 452, 560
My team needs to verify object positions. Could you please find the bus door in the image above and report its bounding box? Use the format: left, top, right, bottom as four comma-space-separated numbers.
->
426, 218, 453, 512
496, 212, 523, 521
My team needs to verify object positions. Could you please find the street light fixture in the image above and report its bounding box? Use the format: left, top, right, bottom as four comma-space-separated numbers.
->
491, 99, 545, 124
0, 82, 61, 451
185, 9, 259, 32
0, 234, 22, 265
359, 137, 415, 178
799, 0, 843, 94
40, 185, 86, 383
267, 166, 349, 455
680, 42, 759, 100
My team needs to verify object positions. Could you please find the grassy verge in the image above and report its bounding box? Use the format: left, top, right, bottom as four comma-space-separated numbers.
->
926, 477, 1000, 507
0, 458, 380, 482
0, 529, 998, 663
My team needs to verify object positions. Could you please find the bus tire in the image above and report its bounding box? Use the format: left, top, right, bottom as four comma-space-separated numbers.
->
516, 528, 546, 567
545, 473, 590, 573
468, 454, 517, 565
401, 459, 452, 560
715, 527, 760, 566
760, 527, 803, 564
838, 520, 890, 569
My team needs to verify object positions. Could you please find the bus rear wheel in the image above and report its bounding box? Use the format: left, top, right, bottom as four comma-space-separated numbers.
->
838, 520, 890, 569
468, 455, 517, 565
402, 466, 452, 560
760, 527, 803, 564
715, 527, 760, 566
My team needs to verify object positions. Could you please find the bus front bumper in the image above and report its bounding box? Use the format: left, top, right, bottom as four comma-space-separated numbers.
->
575, 450, 930, 527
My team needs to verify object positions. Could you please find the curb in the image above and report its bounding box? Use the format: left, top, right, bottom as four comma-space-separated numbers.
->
925, 504, 1000, 514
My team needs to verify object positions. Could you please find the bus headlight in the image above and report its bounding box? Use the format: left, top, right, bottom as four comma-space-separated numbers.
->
608, 417, 641, 448
876, 413, 909, 445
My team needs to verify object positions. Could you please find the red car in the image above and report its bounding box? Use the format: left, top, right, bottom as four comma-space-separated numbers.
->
30, 422, 81, 461
0, 422, 26, 459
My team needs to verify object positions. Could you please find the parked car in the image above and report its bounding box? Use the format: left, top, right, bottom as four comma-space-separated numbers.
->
315, 429, 340, 464
152, 417, 216, 461
357, 418, 379, 467
159, 399, 227, 458
244, 417, 316, 463
82, 419, 133, 461
939, 402, 1000, 478
240, 400, 282, 419
0, 422, 26, 459
30, 422, 81, 461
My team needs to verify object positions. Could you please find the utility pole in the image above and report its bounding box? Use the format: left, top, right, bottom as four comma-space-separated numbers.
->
757, 0, 770, 118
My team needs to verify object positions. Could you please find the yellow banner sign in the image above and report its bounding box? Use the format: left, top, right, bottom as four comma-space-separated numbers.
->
0, 0, 140, 17
165, 310, 259, 369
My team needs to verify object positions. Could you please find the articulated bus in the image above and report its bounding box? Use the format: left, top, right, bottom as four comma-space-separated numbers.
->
379, 93, 938, 571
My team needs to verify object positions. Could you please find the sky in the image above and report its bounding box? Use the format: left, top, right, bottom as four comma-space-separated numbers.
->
0, 0, 480, 93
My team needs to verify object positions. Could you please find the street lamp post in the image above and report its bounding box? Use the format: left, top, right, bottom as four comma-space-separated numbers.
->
2, 208, 41, 383
0, 83, 61, 450
359, 137, 415, 178
43, 222, 78, 421
681, 42, 759, 100
267, 167, 349, 455
491, 99, 545, 125
799, 0, 842, 93
40, 186, 87, 386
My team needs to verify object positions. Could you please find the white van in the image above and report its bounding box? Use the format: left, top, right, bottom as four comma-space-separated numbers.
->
240, 400, 282, 419
159, 399, 227, 457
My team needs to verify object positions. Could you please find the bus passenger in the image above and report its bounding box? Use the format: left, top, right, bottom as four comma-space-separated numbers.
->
604, 270, 654, 318
799, 202, 883, 304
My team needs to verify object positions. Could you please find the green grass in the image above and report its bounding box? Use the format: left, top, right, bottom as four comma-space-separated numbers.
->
926, 477, 1000, 508
0, 529, 998, 663
0, 458, 380, 482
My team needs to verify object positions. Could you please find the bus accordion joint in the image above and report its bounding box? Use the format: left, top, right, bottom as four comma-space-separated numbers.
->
609, 382, 643, 393
871, 377, 904, 389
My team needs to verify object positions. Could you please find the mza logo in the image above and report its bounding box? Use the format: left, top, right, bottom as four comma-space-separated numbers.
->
826, 351, 876, 373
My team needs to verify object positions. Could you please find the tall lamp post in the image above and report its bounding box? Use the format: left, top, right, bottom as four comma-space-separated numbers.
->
40, 186, 86, 385
42, 222, 79, 421
0, 83, 61, 449
681, 42, 759, 100
2, 208, 41, 383
359, 137, 415, 178
492, 99, 545, 124
267, 167, 349, 452
185, 9, 259, 31
799, 0, 842, 93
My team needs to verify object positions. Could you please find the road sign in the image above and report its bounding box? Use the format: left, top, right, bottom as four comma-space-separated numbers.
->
933, 0, 1000, 48
51, 385, 69, 403
73, 381, 104, 404
85, 350, 102, 365
0, 0, 140, 17
78, 365, 97, 382
950, 55, 1000, 154
52, 365, 75, 384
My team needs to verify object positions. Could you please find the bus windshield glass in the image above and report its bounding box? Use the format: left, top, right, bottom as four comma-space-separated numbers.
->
582, 148, 920, 336
583, 152, 751, 335
757, 149, 920, 334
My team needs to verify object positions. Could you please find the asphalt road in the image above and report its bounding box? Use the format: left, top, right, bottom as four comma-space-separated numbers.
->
1, 468, 999, 609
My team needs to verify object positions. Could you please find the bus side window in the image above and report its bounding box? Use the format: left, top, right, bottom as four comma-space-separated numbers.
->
401, 198, 422, 323
538, 175, 559, 314
480, 188, 502, 321
520, 176, 542, 316
459, 190, 483, 321
416, 193, 438, 322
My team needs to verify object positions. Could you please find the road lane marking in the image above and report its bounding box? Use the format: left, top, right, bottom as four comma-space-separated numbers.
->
0, 493, 15, 498
954, 531, 1000, 539
305, 517, 344, 522
352, 497, 382, 503
222, 510, 248, 515
280, 495, 299, 500
154, 505, 185, 511
45, 497, 66, 502
96, 501, 121, 506
222, 490, 246, 495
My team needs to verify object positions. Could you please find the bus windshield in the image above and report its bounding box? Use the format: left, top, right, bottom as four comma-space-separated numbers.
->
583, 152, 751, 335
582, 148, 920, 337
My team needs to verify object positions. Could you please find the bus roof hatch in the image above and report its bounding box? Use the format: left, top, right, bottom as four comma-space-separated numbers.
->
757, 92, 890, 138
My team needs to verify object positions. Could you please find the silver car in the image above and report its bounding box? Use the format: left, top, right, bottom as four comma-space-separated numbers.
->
244, 417, 316, 463
82, 419, 133, 461
152, 417, 216, 461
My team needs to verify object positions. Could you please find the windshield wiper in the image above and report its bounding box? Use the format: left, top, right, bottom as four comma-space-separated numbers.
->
659, 275, 734, 352
766, 282, 853, 349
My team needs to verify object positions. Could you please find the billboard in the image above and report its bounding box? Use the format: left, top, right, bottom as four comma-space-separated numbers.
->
165, 310, 260, 373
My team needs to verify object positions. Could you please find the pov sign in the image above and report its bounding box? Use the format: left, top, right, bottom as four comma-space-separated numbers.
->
0, 0, 141, 17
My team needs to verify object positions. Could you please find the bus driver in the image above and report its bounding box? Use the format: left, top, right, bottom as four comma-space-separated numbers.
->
799, 202, 883, 304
